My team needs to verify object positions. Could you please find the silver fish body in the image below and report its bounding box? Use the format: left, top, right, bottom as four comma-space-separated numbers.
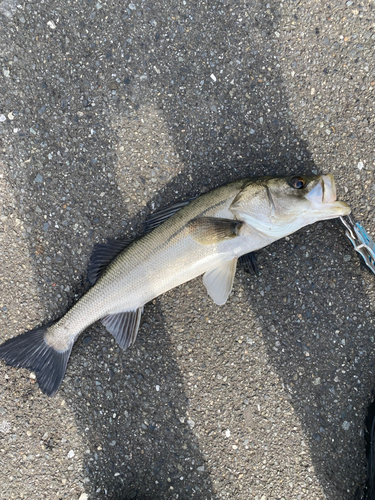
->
0, 174, 351, 395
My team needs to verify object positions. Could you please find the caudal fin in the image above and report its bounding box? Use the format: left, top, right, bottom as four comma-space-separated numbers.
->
0, 325, 73, 397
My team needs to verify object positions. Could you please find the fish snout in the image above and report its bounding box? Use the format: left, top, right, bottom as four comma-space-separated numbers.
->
321, 174, 337, 203
306, 173, 337, 205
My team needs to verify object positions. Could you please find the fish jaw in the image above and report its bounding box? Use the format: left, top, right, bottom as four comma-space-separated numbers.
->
230, 173, 351, 238
305, 174, 351, 219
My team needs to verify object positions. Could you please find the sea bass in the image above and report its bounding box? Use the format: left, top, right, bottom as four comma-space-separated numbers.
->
0, 174, 350, 396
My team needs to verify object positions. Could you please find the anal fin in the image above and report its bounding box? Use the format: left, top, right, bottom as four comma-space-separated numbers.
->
101, 308, 143, 350
203, 258, 238, 305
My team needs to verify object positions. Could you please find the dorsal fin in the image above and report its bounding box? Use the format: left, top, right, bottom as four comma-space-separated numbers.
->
87, 238, 132, 285
143, 198, 195, 233
88, 197, 195, 285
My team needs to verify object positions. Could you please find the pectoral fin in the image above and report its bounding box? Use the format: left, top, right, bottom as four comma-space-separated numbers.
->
188, 217, 243, 245
203, 258, 238, 305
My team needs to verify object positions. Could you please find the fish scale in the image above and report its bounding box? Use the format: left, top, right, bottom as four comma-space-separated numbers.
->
0, 174, 350, 395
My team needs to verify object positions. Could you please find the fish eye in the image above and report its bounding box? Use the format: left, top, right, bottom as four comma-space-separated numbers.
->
290, 177, 306, 189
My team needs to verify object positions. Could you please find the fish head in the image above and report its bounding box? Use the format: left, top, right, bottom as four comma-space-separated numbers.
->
230, 173, 351, 237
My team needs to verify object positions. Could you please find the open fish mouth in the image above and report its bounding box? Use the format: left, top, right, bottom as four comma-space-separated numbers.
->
305, 173, 351, 216
306, 173, 337, 204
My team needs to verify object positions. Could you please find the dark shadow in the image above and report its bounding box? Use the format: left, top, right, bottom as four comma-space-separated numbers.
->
1, 0, 372, 499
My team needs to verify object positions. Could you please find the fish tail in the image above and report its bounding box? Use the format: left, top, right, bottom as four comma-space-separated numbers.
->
0, 324, 73, 397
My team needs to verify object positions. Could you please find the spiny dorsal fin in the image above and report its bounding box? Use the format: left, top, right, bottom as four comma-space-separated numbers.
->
188, 217, 243, 245
87, 238, 132, 285
143, 198, 195, 233
101, 308, 143, 350
88, 198, 195, 284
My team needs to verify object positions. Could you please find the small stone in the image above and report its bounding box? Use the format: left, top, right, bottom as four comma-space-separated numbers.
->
3, 69, 10, 78
96, 1, 102, 8
47, 20, 56, 29
129, 3, 136, 9
225, 429, 231, 437
197, 466, 205, 472
0, 420, 11, 434
34, 174, 43, 183
187, 419, 195, 428
7, 112, 14, 120
311, 88, 316, 95
67, 450, 75, 459
312, 377, 321, 385
79, 494, 88, 500
249, 129, 255, 134
358, 161, 364, 170
43, 222, 49, 232
177, 345, 182, 351
342, 421, 350, 431
155, 385, 160, 391
0, 115, 6, 122
29, 373, 36, 380
343, 255, 351, 262
210, 74, 217, 82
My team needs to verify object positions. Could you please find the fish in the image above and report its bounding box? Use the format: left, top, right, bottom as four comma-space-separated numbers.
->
0, 173, 351, 396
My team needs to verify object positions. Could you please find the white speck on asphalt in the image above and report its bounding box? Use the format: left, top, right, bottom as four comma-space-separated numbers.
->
0, 420, 11, 434
0, 114, 6, 122
210, 74, 216, 82
358, 161, 364, 170
47, 20, 56, 29
67, 450, 75, 459
155, 385, 160, 391
0, 0, 17, 18
342, 421, 351, 431
225, 429, 231, 438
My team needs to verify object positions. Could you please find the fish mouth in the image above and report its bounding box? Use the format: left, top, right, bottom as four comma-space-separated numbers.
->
305, 173, 351, 216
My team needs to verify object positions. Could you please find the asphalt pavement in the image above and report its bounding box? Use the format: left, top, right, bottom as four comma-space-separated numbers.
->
1, 0, 375, 499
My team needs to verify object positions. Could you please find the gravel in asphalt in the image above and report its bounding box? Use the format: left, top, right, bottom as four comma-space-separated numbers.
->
1, 0, 375, 499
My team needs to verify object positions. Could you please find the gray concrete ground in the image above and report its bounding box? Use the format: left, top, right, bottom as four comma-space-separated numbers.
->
1, 0, 375, 499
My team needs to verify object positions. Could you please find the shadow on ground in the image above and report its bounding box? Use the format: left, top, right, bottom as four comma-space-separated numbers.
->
1, 0, 373, 498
